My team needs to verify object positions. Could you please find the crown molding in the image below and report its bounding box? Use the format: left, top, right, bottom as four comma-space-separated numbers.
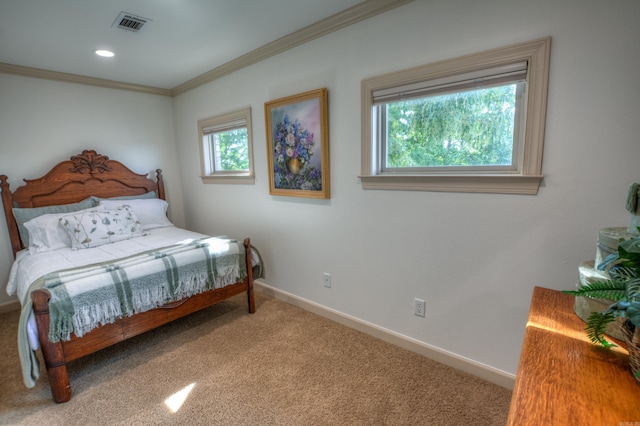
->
0, 0, 414, 97
171, 0, 414, 96
0, 62, 172, 96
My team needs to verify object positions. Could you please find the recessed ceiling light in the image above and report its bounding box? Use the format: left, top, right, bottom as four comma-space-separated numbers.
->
94, 49, 115, 58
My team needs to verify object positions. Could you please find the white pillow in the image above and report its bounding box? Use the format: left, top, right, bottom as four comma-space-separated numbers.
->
59, 205, 144, 250
98, 198, 172, 230
23, 212, 73, 254
12, 197, 95, 247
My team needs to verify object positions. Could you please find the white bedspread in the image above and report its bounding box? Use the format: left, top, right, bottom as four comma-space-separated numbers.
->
8, 226, 209, 301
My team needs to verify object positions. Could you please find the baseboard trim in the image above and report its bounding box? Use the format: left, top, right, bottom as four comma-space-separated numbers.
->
0, 299, 20, 314
254, 280, 515, 390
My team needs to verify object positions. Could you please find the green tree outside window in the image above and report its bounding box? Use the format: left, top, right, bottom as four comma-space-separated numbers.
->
385, 84, 517, 169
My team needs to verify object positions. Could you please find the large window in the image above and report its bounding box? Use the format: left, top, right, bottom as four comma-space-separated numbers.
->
198, 107, 255, 184
361, 38, 551, 194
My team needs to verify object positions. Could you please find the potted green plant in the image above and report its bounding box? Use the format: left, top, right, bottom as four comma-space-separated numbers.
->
563, 235, 640, 383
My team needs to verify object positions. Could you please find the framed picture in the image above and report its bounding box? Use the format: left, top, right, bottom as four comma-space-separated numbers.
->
265, 88, 329, 199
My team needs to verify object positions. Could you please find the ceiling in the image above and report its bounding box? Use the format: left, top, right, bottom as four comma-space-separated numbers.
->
0, 0, 409, 94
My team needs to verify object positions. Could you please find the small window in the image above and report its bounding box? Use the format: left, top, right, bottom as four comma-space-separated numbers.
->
361, 38, 551, 194
198, 107, 254, 184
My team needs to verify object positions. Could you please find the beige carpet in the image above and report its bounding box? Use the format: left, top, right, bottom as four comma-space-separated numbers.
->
0, 292, 512, 425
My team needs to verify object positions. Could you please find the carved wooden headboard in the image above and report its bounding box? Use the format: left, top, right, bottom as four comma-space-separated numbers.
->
0, 150, 165, 257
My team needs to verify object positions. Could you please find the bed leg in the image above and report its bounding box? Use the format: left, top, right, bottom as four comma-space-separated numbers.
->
244, 238, 256, 314
247, 282, 256, 314
45, 363, 72, 403
31, 289, 72, 403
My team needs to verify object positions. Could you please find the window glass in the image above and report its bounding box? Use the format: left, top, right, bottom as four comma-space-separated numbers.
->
381, 82, 523, 171
208, 127, 249, 172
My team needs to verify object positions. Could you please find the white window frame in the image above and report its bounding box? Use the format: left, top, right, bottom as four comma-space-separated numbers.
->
198, 107, 255, 184
360, 38, 551, 195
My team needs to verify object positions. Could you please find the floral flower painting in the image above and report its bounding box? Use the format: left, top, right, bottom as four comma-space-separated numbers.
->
265, 88, 329, 199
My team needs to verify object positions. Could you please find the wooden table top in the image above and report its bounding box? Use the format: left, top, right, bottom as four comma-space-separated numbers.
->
507, 286, 640, 425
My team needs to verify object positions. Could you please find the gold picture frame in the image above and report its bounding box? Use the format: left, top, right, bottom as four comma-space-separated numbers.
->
265, 88, 329, 199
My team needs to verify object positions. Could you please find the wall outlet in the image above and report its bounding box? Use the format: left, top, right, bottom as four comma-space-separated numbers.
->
414, 298, 425, 317
323, 273, 331, 288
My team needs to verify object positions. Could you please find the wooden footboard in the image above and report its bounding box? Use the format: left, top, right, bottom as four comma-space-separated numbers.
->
31, 238, 255, 403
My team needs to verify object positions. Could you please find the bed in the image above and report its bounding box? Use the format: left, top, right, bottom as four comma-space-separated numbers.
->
1, 150, 257, 403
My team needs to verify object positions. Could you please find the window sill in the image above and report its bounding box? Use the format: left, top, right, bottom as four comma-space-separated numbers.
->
200, 174, 255, 185
359, 174, 543, 195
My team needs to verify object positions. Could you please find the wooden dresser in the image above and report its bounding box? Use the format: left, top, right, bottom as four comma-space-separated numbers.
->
507, 286, 640, 425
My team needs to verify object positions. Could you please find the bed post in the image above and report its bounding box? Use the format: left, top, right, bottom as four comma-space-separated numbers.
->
0, 175, 23, 257
244, 238, 256, 314
31, 289, 72, 403
155, 169, 166, 200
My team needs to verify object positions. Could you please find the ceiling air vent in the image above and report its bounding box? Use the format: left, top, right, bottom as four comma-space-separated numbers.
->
112, 12, 150, 33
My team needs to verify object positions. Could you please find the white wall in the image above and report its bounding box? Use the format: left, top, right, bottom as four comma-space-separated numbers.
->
173, 0, 640, 376
0, 75, 184, 306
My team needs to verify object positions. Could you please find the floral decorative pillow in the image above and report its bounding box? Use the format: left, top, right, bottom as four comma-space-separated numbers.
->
59, 205, 144, 250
